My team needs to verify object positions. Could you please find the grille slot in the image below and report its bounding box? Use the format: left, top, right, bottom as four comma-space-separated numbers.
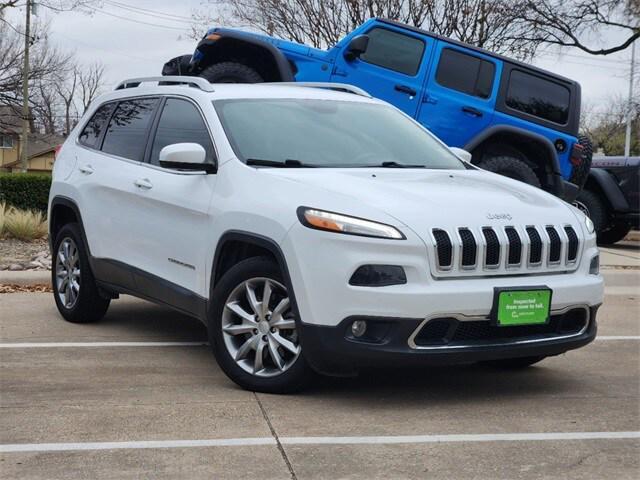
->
432, 229, 453, 269
482, 227, 500, 267
546, 226, 562, 263
526, 227, 543, 264
564, 226, 579, 262
458, 228, 477, 267
504, 227, 522, 265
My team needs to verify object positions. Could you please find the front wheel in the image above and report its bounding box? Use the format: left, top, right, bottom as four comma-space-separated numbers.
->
209, 257, 312, 393
478, 155, 541, 188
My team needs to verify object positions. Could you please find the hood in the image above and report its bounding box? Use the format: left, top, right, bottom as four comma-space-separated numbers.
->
261, 168, 577, 232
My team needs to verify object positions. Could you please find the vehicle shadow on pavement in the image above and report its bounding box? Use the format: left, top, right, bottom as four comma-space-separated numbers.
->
303, 364, 585, 403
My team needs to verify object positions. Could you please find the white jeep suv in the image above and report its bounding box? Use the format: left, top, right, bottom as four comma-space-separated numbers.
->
49, 77, 603, 393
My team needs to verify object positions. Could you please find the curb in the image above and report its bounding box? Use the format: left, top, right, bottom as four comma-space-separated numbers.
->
0, 270, 50, 286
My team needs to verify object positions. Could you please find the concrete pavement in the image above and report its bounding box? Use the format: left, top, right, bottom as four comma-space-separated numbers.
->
1, 269, 638, 479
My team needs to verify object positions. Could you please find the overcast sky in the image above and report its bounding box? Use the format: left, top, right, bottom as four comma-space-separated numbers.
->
5, 0, 636, 110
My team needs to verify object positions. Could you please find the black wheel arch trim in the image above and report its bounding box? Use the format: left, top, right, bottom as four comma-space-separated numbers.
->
49, 196, 91, 256
586, 169, 630, 212
194, 33, 295, 81
464, 125, 565, 197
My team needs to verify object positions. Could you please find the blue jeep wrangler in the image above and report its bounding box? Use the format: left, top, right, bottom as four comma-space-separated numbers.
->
163, 18, 591, 200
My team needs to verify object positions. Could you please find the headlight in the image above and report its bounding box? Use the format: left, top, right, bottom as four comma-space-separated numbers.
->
297, 207, 405, 239
585, 216, 595, 234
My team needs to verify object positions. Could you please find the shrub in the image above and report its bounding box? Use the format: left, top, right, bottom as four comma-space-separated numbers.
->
4, 207, 48, 241
0, 173, 51, 213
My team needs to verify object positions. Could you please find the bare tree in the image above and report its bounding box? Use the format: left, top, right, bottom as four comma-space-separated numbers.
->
509, 0, 639, 56
55, 66, 78, 135
194, 0, 539, 59
582, 95, 640, 155
76, 62, 105, 114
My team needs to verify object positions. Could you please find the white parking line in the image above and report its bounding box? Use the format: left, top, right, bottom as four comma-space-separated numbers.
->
0, 341, 209, 348
2, 431, 638, 453
596, 336, 640, 341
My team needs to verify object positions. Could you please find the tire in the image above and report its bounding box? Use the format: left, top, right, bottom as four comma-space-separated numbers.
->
208, 256, 312, 393
52, 223, 110, 323
573, 189, 608, 234
598, 221, 632, 245
199, 62, 263, 84
478, 155, 541, 188
482, 355, 546, 369
569, 134, 593, 189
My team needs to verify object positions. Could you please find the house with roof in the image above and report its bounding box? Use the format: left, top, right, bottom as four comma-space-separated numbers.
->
0, 106, 65, 173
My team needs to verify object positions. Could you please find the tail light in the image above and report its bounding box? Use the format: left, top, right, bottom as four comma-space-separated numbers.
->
54, 144, 62, 159
570, 142, 584, 166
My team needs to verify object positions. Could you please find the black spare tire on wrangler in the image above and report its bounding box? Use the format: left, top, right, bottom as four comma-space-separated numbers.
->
199, 62, 263, 83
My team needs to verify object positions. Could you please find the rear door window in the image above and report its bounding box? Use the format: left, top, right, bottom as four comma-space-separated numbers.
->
435, 48, 495, 98
149, 98, 215, 166
101, 98, 159, 161
78, 102, 116, 149
360, 28, 425, 76
505, 70, 570, 124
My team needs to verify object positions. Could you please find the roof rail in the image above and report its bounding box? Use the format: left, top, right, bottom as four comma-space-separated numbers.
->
265, 82, 372, 98
114, 76, 215, 92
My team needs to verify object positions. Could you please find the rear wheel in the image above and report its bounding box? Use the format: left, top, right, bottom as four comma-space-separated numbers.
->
482, 355, 546, 369
52, 223, 110, 323
478, 155, 541, 188
569, 134, 593, 189
209, 257, 312, 393
199, 62, 263, 83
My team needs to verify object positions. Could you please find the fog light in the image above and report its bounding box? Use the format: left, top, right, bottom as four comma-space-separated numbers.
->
589, 255, 599, 275
351, 320, 367, 338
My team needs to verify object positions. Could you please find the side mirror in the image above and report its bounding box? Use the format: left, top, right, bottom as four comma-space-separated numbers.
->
344, 35, 369, 61
159, 143, 214, 173
450, 147, 472, 163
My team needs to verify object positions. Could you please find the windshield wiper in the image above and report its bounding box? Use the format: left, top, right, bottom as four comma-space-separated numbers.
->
246, 158, 316, 168
376, 161, 426, 168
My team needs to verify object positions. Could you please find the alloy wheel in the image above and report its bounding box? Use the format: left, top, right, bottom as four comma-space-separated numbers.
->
221, 277, 300, 377
55, 237, 81, 309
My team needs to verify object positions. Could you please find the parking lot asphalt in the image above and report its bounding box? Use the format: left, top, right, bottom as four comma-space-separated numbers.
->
1, 270, 639, 479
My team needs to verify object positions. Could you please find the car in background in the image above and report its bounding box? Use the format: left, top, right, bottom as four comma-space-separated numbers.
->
574, 156, 639, 244
164, 18, 592, 201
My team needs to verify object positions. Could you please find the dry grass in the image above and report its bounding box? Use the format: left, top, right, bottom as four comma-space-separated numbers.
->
0, 202, 7, 236
4, 207, 48, 241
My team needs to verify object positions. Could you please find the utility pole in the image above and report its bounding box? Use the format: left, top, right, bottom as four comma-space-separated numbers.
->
20, 0, 31, 173
624, 41, 636, 158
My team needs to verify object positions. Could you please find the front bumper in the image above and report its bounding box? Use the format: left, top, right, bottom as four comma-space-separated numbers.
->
300, 305, 598, 376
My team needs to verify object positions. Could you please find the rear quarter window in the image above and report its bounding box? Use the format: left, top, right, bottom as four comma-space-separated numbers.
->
78, 102, 116, 149
505, 70, 570, 125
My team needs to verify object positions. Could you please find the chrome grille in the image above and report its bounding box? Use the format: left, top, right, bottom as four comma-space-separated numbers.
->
526, 227, 543, 264
458, 228, 477, 268
504, 227, 522, 266
546, 226, 562, 263
432, 229, 453, 269
431, 224, 581, 276
482, 227, 500, 267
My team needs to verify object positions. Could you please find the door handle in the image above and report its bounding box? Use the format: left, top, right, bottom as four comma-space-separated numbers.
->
78, 164, 94, 175
394, 84, 417, 97
134, 178, 153, 190
462, 106, 483, 117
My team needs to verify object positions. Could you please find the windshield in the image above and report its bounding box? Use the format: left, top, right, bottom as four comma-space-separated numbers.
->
214, 98, 467, 169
